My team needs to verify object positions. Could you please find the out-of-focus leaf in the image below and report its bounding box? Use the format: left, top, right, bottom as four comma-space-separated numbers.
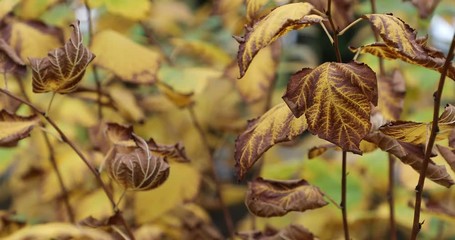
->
147, 138, 190, 163
108, 84, 145, 123
245, 177, 327, 217
4, 222, 111, 240
235, 103, 307, 180
30, 21, 95, 94
245, 0, 270, 23
91, 30, 161, 84
237, 224, 316, 240
0, 0, 20, 19
450, 129, 455, 147
13, 0, 58, 19
436, 145, 455, 172
88, 0, 151, 21
407, 0, 441, 18
308, 144, 336, 159
104, 122, 134, 147
0, 93, 21, 113
379, 104, 455, 144
306, 0, 356, 31
135, 162, 201, 223
377, 70, 406, 120
175, 204, 224, 240
0, 211, 25, 237
283, 61, 378, 154
171, 39, 231, 68
156, 81, 194, 108
235, 2, 323, 77
0, 38, 25, 76
364, 131, 454, 187
0, 110, 39, 147
358, 14, 455, 80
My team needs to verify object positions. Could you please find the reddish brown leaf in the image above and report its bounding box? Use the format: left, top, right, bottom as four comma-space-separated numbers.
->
30, 21, 95, 94
104, 122, 135, 147
376, 70, 406, 120
235, 103, 307, 180
364, 131, 454, 187
283, 61, 377, 154
306, 0, 356, 31
0, 38, 25, 75
147, 138, 190, 163
245, 177, 327, 217
450, 129, 455, 148
436, 145, 455, 172
0, 110, 40, 147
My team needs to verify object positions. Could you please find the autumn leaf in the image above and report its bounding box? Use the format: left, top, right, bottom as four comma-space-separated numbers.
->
30, 21, 95, 94
358, 14, 455, 80
376, 70, 406, 121
245, 0, 270, 23
108, 84, 145, 123
436, 145, 455, 172
170, 38, 231, 68
235, 2, 324, 77
0, 110, 39, 147
0, 38, 25, 76
0, 0, 20, 19
379, 104, 455, 144
306, 0, 356, 31
407, 0, 441, 18
87, 0, 151, 21
147, 138, 190, 163
156, 81, 194, 108
283, 61, 378, 154
245, 177, 327, 217
308, 144, 337, 159
237, 224, 316, 240
235, 103, 307, 180
104, 122, 135, 147
91, 30, 161, 84
364, 131, 454, 187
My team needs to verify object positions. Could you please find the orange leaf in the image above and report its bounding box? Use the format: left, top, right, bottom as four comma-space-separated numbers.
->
235, 2, 323, 77
245, 177, 327, 217
0, 110, 39, 147
283, 61, 378, 154
30, 21, 95, 94
235, 103, 307, 180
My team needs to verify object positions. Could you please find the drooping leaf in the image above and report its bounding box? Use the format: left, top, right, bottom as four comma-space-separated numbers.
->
30, 21, 95, 94
147, 138, 190, 163
0, 38, 25, 75
108, 84, 145, 123
364, 131, 454, 187
379, 104, 455, 144
436, 145, 455, 172
156, 81, 194, 108
88, 0, 151, 21
91, 30, 161, 84
0, 110, 39, 147
283, 61, 378, 154
235, 103, 307, 180
407, 0, 441, 18
235, 2, 324, 77
358, 14, 455, 80
104, 122, 135, 147
376, 70, 406, 120
245, 177, 328, 217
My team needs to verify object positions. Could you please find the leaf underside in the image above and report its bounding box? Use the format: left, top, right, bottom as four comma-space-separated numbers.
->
0, 110, 40, 147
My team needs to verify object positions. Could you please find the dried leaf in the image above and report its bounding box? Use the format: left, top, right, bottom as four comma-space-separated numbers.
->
109, 84, 145, 123
283, 61, 378, 154
364, 131, 454, 187
376, 70, 406, 120
306, 0, 356, 31
104, 122, 135, 147
147, 138, 190, 163
308, 144, 336, 159
156, 81, 194, 108
237, 224, 316, 240
0, 38, 25, 75
30, 21, 95, 94
380, 104, 455, 144
450, 129, 455, 148
236, 2, 324, 77
0, 110, 39, 147
436, 145, 455, 172
0, 211, 25, 237
359, 14, 455, 80
235, 103, 307, 180
91, 30, 161, 84
408, 0, 441, 18
245, 177, 327, 217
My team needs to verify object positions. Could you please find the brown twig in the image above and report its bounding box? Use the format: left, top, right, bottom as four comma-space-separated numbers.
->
410, 33, 455, 240
388, 154, 397, 240
0, 89, 135, 239
187, 105, 235, 238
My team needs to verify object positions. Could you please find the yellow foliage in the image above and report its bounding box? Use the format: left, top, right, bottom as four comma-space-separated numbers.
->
13, 0, 58, 19
88, 0, 151, 21
0, 0, 20, 19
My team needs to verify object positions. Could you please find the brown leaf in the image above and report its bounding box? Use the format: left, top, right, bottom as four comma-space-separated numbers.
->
30, 21, 95, 94
376, 70, 406, 120
104, 122, 135, 147
308, 144, 336, 159
237, 224, 316, 240
450, 129, 455, 148
408, 0, 441, 18
436, 145, 455, 172
0, 110, 40, 147
235, 103, 307, 180
0, 38, 25, 75
245, 177, 327, 217
364, 131, 454, 187
283, 61, 378, 154
236, 2, 324, 77
306, 0, 356, 31
147, 138, 190, 163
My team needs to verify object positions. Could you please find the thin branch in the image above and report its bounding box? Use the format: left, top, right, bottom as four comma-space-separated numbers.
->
0, 89, 135, 240
369, 0, 385, 75
341, 150, 350, 240
410, 32, 455, 240
338, 18, 362, 36
388, 154, 396, 240
188, 105, 235, 238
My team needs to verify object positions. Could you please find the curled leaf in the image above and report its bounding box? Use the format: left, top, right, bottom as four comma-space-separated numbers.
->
147, 138, 190, 163
436, 145, 455, 172
283, 61, 378, 154
236, 2, 323, 77
235, 103, 307, 180
0, 110, 39, 147
30, 21, 95, 94
0, 38, 25, 75
245, 177, 327, 217
156, 81, 194, 108
364, 131, 454, 187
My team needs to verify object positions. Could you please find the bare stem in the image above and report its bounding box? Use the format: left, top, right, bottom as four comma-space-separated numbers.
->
338, 18, 362, 36
84, 1, 103, 120
188, 106, 234, 238
0, 89, 135, 239
341, 150, 350, 240
410, 33, 455, 240
46, 92, 56, 116
388, 154, 396, 240
370, 0, 385, 75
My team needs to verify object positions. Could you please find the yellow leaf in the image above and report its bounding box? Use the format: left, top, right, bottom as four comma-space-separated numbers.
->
30, 21, 95, 94
4, 222, 111, 240
283, 61, 378, 154
0, 110, 39, 147
91, 30, 161, 84
380, 104, 455, 144
235, 103, 307, 180
7, 21, 61, 62
109, 84, 145, 122
376, 70, 406, 121
158, 66, 222, 94
135, 162, 201, 224
156, 81, 194, 109
14, 0, 58, 19
171, 38, 231, 69
245, 0, 270, 23
88, 0, 151, 20
73, 189, 122, 220
236, 2, 323, 77
245, 177, 327, 217
0, 0, 20, 19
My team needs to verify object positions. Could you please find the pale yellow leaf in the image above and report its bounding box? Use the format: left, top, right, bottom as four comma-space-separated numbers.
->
88, 0, 151, 20
0, 0, 20, 19
13, 0, 58, 19
109, 84, 145, 122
